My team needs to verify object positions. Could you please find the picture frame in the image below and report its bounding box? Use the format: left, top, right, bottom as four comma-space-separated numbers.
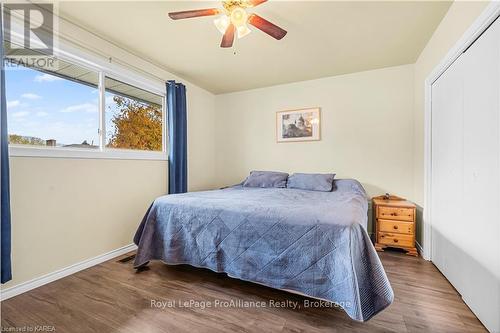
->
276, 107, 321, 143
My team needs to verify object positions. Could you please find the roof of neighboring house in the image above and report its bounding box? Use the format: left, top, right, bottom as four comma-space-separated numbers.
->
63, 141, 98, 149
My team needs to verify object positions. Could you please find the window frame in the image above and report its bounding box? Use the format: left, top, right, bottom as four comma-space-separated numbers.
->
5, 23, 167, 161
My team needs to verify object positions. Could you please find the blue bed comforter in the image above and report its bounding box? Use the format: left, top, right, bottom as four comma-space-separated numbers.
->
133, 179, 393, 321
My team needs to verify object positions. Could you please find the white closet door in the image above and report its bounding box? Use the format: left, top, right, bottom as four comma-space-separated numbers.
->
431, 16, 500, 333
461, 17, 500, 332
431, 55, 465, 291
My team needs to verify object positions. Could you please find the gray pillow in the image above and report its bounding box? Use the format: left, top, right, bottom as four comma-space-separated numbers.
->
243, 171, 289, 188
287, 173, 336, 192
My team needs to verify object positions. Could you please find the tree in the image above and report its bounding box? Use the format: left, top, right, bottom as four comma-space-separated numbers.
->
107, 96, 162, 151
9, 134, 45, 145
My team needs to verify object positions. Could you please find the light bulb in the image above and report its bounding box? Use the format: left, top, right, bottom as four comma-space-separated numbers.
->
214, 15, 230, 35
237, 24, 251, 39
230, 7, 248, 28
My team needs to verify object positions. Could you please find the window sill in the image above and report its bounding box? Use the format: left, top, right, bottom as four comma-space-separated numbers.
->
9, 145, 168, 161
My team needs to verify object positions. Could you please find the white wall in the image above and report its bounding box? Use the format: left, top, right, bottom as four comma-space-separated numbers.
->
214, 64, 415, 203
3, 15, 216, 289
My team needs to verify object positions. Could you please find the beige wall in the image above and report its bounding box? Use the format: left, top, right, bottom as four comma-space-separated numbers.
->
187, 87, 216, 191
3, 16, 216, 289
6, 158, 166, 287
214, 64, 415, 201
412, 1, 490, 243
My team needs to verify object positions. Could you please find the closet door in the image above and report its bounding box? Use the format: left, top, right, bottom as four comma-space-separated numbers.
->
431, 16, 500, 333
460, 17, 500, 332
431, 55, 465, 291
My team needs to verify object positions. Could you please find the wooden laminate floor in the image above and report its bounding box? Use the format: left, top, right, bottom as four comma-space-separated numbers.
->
1, 251, 487, 333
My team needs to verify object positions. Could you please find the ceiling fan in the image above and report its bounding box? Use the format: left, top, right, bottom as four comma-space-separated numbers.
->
168, 0, 287, 48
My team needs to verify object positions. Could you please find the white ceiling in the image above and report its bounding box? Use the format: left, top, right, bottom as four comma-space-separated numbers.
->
59, 1, 452, 94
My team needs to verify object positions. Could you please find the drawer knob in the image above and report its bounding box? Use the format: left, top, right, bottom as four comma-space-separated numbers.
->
393, 225, 398, 230
391, 213, 397, 216
394, 239, 398, 243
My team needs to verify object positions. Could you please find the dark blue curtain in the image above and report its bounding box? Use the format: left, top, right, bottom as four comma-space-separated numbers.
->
1, 9, 12, 284
167, 80, 187, 194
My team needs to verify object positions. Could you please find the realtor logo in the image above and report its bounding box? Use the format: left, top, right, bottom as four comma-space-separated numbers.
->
3, 3, 58, 69
4, 3, 54, 55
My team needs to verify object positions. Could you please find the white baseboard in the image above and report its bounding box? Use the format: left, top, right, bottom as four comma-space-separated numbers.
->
416, 241, 429, 261
0, 243, 137, 301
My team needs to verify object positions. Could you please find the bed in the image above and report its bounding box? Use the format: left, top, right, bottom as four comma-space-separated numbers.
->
133, 179, 394, 321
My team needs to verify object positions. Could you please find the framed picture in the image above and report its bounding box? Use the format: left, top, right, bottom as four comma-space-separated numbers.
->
276, 107, 321, 143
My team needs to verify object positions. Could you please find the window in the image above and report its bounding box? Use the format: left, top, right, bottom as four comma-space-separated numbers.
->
3, 40, 166, 160
105, 77, 163, 151
5, 43, 100, 149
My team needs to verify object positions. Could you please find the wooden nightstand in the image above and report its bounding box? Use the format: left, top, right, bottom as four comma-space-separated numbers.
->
373, 195, 418, 256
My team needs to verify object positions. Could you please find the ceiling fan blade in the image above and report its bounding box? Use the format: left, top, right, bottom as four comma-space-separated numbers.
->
248, 14, 287, 40
247, 0, 268, 7
220, 23, 235, 48
168, 8, 220, 20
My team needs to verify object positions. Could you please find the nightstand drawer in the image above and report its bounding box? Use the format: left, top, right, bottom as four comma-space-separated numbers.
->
378, 206, 414, 221
378, 232, 414, 247
378, 219, 414, 234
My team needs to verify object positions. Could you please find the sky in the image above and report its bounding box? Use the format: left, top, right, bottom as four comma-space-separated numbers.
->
5, 66, 119, 146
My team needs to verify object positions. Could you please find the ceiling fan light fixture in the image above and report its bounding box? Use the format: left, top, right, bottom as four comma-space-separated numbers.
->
237, 24, 251, 39
230, 7, 248, 28
214, 15, 230, 34
168, 0, 287, 48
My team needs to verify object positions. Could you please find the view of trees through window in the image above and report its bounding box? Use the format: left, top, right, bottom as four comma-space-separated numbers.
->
105, 77, 163, 152
106, 95, 162, 151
